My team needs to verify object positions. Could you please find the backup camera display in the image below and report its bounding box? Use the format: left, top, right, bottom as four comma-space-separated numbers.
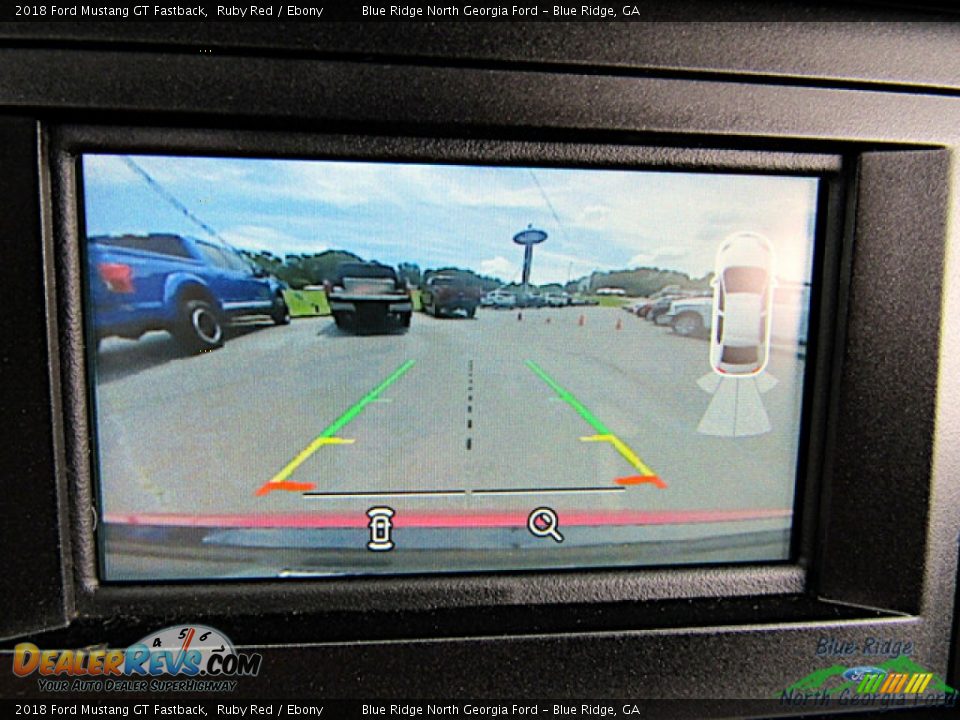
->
82, 154, 818, 580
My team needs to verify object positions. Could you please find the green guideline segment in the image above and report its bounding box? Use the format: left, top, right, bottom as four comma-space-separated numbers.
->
256, 359, 416, 495
525, 359, 663, 486
525, 359, 612, 435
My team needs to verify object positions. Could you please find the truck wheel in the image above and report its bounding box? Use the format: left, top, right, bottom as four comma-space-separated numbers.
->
271, 294, 291, 325
333, 312, 355, 333
673, 312, 704, 337
400, 312, 412, 328
175, 299, 224, 353
466, 306, 476, 319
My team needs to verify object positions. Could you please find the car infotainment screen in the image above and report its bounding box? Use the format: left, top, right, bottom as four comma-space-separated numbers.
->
81, 153, 819, 580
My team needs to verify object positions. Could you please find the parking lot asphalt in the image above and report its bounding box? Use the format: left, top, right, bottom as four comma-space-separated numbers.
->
95, 305, 806, 572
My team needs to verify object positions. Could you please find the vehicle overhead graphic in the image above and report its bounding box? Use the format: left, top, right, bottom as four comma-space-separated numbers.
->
87, 233, 289, 353
710, 232, 776, 376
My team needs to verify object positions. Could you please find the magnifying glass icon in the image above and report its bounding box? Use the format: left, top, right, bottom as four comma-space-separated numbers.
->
527, 507, 564, 544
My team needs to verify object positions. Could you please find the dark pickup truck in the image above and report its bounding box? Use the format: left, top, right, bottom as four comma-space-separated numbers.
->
420, 274, 484, 318
327, 262, 413, 334
88, 233, 289, 353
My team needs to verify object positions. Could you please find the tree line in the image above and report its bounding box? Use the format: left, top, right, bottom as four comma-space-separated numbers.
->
242, 248, 711, 297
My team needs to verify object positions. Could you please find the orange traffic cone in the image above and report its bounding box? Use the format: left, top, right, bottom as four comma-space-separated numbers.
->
615, 317, 622, 331
578, 314, 585, 327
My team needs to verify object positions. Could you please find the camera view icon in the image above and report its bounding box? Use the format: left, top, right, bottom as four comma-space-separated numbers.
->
527, 507, 564, 544
367, 507, 395, 551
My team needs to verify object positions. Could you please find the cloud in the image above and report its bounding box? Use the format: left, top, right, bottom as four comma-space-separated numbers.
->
479, 256, 517, 281
265, 161, 386, 207
220, 225, 321, 256
261, 161, 545, 211
628, 253, 655, 267
575, 204, 612, 228
82, 155, 141, 185
653, 246, 687, 259
83, 154, 819, 286
628, 246, 689, 267
85, 155, 255, 188
140, 157, 253, 186
447, 183, 544, 210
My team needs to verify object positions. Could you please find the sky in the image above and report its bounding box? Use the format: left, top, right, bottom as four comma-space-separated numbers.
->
83, 154, 819, 285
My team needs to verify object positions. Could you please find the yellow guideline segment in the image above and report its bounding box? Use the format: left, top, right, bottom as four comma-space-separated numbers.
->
525, 359, 663, 489
271, 437, 356, 484
256, 359, 416, 496
580, 433, 657, 478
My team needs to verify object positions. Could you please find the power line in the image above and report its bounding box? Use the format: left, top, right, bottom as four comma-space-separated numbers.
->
121, 156, 240, 252
527, 169, 562, 226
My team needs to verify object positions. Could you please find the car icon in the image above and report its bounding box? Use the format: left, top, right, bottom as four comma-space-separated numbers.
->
710, 231, 775, 376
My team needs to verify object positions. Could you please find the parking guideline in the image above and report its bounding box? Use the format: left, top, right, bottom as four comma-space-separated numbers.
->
255, 359, 416, 496
525, 359, 665, 488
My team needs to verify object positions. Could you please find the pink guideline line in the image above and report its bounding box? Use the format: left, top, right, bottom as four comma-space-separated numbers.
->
105, 508, 791, 530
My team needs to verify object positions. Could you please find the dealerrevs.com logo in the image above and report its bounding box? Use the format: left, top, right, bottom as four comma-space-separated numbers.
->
13, 625, 262, 693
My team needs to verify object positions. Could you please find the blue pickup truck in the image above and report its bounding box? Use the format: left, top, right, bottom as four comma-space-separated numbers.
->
88, 233, 289, 353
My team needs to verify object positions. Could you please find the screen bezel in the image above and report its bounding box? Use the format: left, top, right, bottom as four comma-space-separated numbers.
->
0, 23, 954, 705
48, 124, 844, 629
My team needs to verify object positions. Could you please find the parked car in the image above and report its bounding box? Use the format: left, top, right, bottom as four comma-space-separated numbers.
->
646, 295, 681, 323
635, 300, 656, 318
516, 291, 547, 308
710, 232, 775, 376
484, 290, 518, 309
545, 292, 572, 307
327, 262, 412, 334
421, 274, 484, 318
88, 233, 289, 353
623, 299, 651, 315
663, 297, 712, 336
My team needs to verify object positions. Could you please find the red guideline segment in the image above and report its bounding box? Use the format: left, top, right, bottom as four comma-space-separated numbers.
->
105, 508, 791, 529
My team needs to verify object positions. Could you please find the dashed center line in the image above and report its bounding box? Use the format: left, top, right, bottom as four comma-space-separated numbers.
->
466, 359, 474, 451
